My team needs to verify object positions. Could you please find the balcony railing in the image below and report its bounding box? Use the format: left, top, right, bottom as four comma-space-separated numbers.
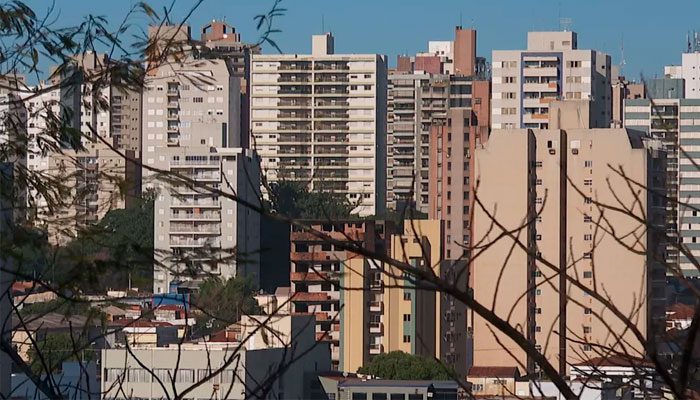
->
369, 343, 384, 354
170, 212, 221, 221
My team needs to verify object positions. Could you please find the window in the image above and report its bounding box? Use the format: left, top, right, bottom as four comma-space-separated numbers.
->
352, 394, 367, 400
193, 97, 203, 103
372, 394, 387, 400
584, 160, 593, 168
175, 369, 194, 383
583, 271, 593, 278
584, 308, 592, 314
584, 234, 592, 241
403, 292, 411, 301
535, 326, 542, 332
583, 326, 592, 334
128, 369, 150, 383
536, 179, 543, 185
536, 289, 542, 295
536, 234, 542, 241
584, 196, 592, 204
503, 92, 517, 99
504, 76, 517, 83
583, 344, 592, 351
567, 60, 582, 68
583, 252, 592, 259
533, 269, 542, 278
403, 335, 411, 343
403, 314, 411, 322
535, 307, 542, 314
584, 215, 592, 222
390, 395, 405, 400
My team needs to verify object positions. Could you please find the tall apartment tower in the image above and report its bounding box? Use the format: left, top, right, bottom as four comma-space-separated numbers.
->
492, 31, 612, 130
250, 33, 388, 217
471, 128, 666, 374
387, 27, 489, 217
142, 25, 261, 294
428, 77, 491, 261
200, 20, 261, 148
387, 73, 446, 212
22, 55, 141, 243
625, 83, 700, 277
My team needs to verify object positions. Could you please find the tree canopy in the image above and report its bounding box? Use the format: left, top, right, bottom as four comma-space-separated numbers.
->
192, 276, 262, 335
357, 351, 456, 380
267, 180, 354, 220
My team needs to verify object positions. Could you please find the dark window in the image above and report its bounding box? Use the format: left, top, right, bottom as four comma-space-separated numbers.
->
372, 394, 387, 400
352, 394, 368, 400
583, 271, 593, 278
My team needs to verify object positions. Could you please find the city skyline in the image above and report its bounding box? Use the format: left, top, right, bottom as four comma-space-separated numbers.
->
20, 0, 700, 81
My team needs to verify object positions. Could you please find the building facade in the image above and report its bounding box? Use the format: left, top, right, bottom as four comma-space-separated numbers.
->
289, 220, 391, 369
471, 128, 666, 374
492, 31, 612, 130
141, 30, 261, 294
250, 33, 387, 217
625, 93, 700, 277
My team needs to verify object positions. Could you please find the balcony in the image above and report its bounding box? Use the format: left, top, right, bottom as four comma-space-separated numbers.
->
315, 123, 349, 131
369, 301, 383, 312
170, 199, 221, 208
279, 63, 312, 71
169, 224, 221, 234
290, 271, 337, 282
170, 212, 221, 221
369, 322, 384, 333
278, 99, 311, 107
315, 75, 349, 83
293, 292, 334, 302
314, 63, 349, 71
170, 159, 219, 167
278, 75, 311, 83
169, 237, 219, 247
369, 343, 384, 355
167, 138, 180, 146
315, 112, 348, 119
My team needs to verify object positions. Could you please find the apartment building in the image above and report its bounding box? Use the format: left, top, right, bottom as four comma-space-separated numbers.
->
610, 76, 645, 128
38, 142, 131, 245
200, 20, 261, 148
428, 77, 491, 260
396, 26, 480, 77
342, 219, 468, 379
142, 26, 261, 294
492, 31, 612, 130
20, 55, 141, 242
387, 72, 447, 212
625, 89, 700, 277
471, 128, 666, 374
664, 34, 700, 99
250, 33, 387, 217
289, 220, 391, 369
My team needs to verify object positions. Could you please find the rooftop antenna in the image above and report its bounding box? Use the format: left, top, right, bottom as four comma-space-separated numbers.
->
459, 11, 463, 27
620, 34, 626, 76
559, 17, 573, 32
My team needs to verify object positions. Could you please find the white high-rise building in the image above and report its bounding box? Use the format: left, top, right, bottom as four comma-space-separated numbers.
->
492, 31, 612, 130
142, 31, 261, 294
249, 33, 387, 217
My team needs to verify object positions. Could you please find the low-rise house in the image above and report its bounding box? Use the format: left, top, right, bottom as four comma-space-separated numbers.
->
101, 314, 330, 399
467, 366, 520, 396
319, 375, 463, 400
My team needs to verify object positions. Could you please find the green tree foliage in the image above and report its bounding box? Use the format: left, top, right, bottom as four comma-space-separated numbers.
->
192, 276, 262, 335
267, 180, 354, 220
53, 193, 155, 292
27, 333, 93, 374
357, 351, 455, 380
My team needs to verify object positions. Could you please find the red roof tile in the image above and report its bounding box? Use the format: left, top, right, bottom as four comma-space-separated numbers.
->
468, 366, 520, 378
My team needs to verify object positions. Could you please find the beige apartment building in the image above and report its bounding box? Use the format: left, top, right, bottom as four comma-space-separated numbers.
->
21, 53, 141, 243
471, 128, 666, 374
492, 31, 612, 130
250, 33, 387, 216
342, 219, 468, 378
142, 26, 261, 294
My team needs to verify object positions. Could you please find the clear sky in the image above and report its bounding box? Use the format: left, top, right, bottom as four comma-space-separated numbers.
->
24, 0, 700, 80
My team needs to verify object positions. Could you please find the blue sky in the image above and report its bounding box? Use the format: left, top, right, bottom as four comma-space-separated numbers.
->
24, 0, 700, 80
